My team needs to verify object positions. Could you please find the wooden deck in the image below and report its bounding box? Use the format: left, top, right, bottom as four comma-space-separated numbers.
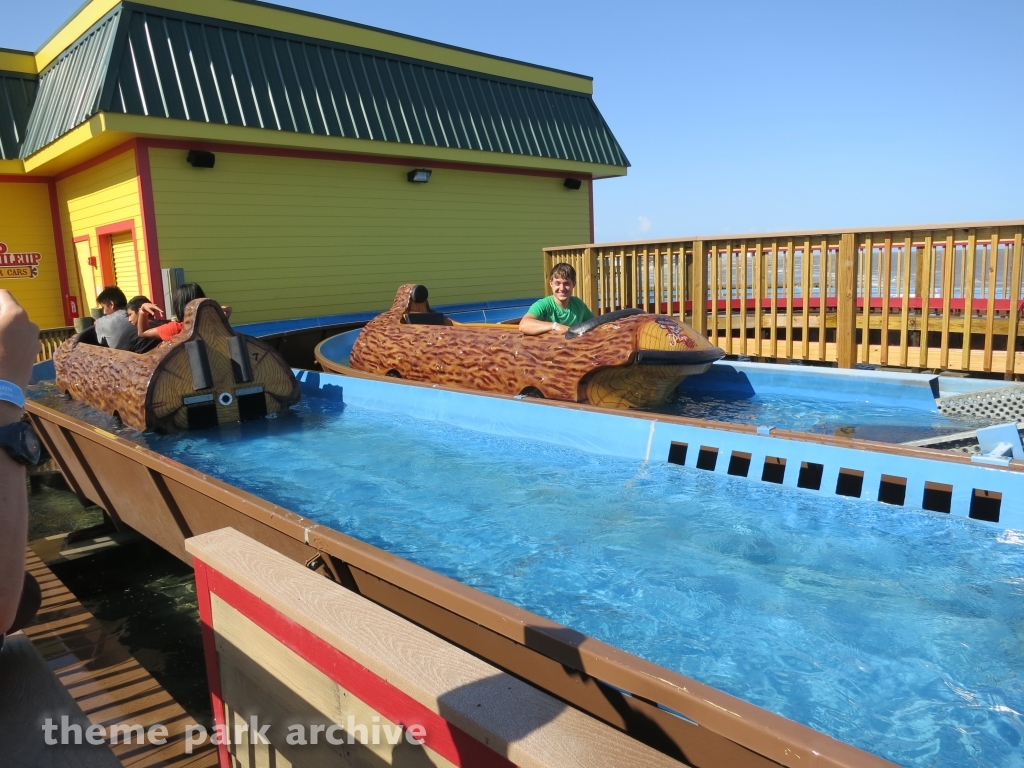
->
11, 548, 217, 768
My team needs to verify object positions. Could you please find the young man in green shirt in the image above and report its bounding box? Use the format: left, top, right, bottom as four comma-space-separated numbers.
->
519, 263, 595, 335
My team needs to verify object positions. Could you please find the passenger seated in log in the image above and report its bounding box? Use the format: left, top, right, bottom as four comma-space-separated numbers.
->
519, 263, 594, 336
94, 286, 140, 350
135, 283, 232, 343
126, 296, 165, 353
127, 295, 159, 327
402, 285, 451, 325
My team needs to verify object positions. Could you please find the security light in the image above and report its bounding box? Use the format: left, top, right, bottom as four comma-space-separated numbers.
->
187, 150, 216, 168
407, 168, 432, 183
564, 178, 582, 190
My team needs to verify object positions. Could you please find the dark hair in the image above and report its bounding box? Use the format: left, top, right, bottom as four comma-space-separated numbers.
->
126, 295, 150, 313
96, 286, 127, 309
172, 283, 206, 321
549, 262, 577, 284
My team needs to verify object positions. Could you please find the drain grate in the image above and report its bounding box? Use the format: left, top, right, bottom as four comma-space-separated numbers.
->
936, 384, 1024, 422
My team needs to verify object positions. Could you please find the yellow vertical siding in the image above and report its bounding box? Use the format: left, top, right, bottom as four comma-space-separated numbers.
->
74, 238, 100, 305
110, 231, 140, 297
148, 148, 590, 324
0, 182, 65, 328
56, 149, 149, 310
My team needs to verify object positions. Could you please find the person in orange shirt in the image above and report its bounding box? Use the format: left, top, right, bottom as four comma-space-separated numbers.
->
135, 283, 232, 342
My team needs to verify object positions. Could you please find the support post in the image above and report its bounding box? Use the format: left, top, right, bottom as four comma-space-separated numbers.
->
585, 247, 598, 311
691, 240, 708, 336
837, 232, 858, 368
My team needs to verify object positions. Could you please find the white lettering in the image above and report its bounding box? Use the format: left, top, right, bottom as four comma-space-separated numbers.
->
211, 724, 230, 746
406, 723, 427, 745
110, 723, 144, 745
61, 716, 82, 745
383, 722, 403, 745
309, 723, 325, 745
185, 724, 208, 754
286, 724, 306, 745
41, 718, 58, 746
326, 724, 345, 745
85, 725, 106, 746
347, 715, 367, 745
148, 724, 168, 745
249, 715, 270, 745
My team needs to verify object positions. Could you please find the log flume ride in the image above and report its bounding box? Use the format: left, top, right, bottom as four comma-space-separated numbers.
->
321, 284, 724, 409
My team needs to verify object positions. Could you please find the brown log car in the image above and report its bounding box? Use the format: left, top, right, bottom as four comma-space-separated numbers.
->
53, 298, 300, 431
336, 284, 724, 409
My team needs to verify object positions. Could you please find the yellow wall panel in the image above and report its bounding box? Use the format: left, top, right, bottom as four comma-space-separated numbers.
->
0, 182, 65, 328
56, 149, 150, 310
148, 148, 590, 323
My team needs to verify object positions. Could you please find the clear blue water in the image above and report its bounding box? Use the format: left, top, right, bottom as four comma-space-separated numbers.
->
655, 391, 987, 443
29, 386, 1024, 766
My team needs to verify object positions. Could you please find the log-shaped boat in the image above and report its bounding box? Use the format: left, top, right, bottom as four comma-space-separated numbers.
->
54, 298, 300, 431
333, 284, 724, 409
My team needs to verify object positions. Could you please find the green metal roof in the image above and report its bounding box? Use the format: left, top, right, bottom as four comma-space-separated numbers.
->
20, 8, 122, 161
0, 71, 37, 159
12, 2, 629, 168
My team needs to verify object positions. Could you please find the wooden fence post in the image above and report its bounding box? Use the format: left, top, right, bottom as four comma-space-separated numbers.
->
836, 233, 858, 368
691, 240, 708, 336
584, 247, 598, 311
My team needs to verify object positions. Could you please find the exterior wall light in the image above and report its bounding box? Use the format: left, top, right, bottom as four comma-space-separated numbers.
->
187, 150, 216, 168
564, 178, 582, 190
407, 168, 432, 183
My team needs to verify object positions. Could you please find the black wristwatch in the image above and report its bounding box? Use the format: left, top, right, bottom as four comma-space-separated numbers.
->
0, 421, 42, 466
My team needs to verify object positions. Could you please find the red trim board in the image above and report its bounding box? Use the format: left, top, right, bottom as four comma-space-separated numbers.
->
588, 179, 595, 244
46, 179, 74, 323
194, 559, 516, 768
95, 219, 141, 295
54, 140, 137, 183
193, 561, 232, 768
134, 141, 165, 310
0, 175, 49, 184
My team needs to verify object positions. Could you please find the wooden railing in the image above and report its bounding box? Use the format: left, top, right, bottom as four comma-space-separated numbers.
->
544, 220, 1024, 375
37, 327, 74, 362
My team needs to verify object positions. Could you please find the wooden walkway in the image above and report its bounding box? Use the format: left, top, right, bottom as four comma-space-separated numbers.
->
14, 548, 217, 768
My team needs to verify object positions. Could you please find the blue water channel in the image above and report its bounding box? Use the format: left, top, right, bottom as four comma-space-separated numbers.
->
30, 386, 1024, 766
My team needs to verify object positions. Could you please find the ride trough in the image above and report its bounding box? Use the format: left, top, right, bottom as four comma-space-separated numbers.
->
322, 284, 725, 409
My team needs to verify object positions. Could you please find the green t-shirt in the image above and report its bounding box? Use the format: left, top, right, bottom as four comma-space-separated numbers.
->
527, 295, 594, 327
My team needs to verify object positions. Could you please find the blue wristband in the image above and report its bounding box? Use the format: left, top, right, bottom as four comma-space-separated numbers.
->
0, 380, 26, 410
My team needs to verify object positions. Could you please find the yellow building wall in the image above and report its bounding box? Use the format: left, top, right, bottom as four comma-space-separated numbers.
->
148, 148, 590, 323
56, 149, 150, 309
0, 181, 66, 328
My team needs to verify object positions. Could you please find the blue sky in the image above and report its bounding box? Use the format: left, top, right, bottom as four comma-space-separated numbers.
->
3, 0, 1021, 243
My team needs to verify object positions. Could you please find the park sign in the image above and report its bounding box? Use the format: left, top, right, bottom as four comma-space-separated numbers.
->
0, 242, 42, 279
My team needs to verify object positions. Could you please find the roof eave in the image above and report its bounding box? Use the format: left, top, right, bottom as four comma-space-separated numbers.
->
21, 112, 629, 178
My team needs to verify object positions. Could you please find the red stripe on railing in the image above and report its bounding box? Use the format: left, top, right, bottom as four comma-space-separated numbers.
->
627, 298, 1023, 313
198, 562, 517, 768
194, 561, 232, 768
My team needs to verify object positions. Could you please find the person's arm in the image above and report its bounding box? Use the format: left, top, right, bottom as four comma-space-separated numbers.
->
136, 303, 165, 339
0, 290, 39, 633
518, 314, 569, 336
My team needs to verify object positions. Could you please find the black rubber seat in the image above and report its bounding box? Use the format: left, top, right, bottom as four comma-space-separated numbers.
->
403, 312, 449, 325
